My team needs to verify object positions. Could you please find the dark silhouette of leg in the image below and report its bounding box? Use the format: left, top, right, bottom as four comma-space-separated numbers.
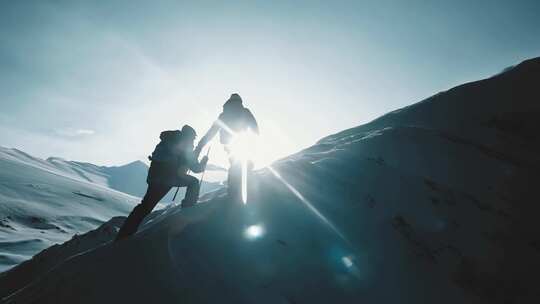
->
115, 184, 171, 241
177, 174, 200, 207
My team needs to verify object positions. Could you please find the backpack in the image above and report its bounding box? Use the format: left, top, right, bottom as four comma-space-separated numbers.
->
148, 130, 183, 162
146, 130, 186, 185
159, 130, 183, 143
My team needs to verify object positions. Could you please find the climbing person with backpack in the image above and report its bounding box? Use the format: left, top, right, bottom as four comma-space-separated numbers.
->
115, 125, 208, 241
195, 93, 259, 201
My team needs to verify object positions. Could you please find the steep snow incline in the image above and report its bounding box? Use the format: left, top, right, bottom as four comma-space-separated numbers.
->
0, 148, 138, 272
320, 57, 540, 165
1, 57, 539, 304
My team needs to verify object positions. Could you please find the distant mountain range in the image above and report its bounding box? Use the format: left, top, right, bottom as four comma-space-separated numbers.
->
48, 157, 150, 198
0, 146, 138, 271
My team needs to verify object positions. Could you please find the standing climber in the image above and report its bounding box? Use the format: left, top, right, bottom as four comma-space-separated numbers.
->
195, 93, 259, 200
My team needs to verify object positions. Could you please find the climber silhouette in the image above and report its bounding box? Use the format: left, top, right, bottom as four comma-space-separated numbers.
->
195, 93, 259, 200
115, 125, 208, 241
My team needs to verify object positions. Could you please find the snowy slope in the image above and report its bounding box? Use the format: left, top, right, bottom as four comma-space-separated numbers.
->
0, 147, 139, 272
1, 57, 539, 304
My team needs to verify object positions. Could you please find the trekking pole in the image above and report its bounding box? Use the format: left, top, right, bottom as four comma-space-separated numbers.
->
199, 145, 213, 187
172, 145, 212, 202
172, 167, 190, 202
172, 171, 186, 202
172, 186, 180, 202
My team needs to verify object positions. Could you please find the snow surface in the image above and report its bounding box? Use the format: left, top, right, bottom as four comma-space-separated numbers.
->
1, 57, 540, 303
0, 147, 139, 272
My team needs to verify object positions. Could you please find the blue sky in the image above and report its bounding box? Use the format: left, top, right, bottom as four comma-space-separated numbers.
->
1, 0, 539, 166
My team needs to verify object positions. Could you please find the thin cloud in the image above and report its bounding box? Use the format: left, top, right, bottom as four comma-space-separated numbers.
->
54, 128, 96, 138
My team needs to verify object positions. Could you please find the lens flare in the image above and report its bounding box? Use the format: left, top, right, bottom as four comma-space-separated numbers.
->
244, 224, 265, 240
241, 160, 248, 204
268, 165, 349, 243
225, 129, 258, 204
215, 118, 236, 136
342, 255, 354, 268
228, 130, 258, 162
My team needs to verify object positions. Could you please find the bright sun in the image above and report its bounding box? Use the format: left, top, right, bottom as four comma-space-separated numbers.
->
201, 118, 294, 170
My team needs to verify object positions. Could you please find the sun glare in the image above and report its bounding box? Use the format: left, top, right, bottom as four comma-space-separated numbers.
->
205, 117, 292, 170
268, 165, 350, 244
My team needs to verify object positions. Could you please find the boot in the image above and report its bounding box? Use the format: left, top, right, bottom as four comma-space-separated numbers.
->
181, 199, 197, 208
115, 205, 146, 241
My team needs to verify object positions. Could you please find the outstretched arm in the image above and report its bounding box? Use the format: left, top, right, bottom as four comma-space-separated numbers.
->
194, 121, 220, 157
183, 149, 209, 174
245, 109, 259, 134
189, 155, 208, 173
